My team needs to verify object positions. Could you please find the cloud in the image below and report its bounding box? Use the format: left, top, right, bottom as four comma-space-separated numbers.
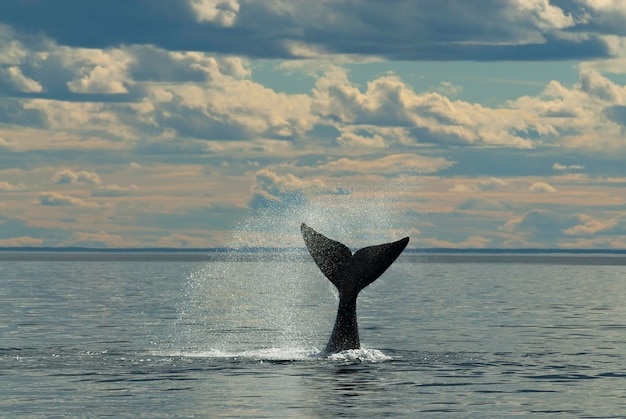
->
336, 129, 389, 149
313, 70, 539, 148
501, 209, 583, 242
0, 236, 44, 247
249, 169, 319, 209
153, 232, 216, 248
91, 184, 137, 197
419, 235, 492, 249
563, 214, 613, 236
70, 231, 136, 248
65, 52, 130, 94
0, 180, 26, 191
553, 162, 585, 170
38, 191, 94, 207
189, 0, 240, 27
563, 214, 626, 236
320, 154, 455, 175
528, 181, 557, 193
450, 177, 507, 192
0, 66, 42, 92
457, 198, 513, 212
435, 81, 463, 97
52, 169, 102, 185
0, 1, 615, 61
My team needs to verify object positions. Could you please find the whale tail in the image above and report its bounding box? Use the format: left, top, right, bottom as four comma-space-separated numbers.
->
301, 223, 409, 297
301, 223, 409, 352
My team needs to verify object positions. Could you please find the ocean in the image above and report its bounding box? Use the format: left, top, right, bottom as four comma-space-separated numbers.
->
1, 251, 625, 417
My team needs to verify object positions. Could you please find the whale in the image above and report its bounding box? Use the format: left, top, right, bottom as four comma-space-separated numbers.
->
300, 223, 409, 353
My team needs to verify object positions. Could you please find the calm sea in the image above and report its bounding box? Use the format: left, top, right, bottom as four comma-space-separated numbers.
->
1, 251, 625, 417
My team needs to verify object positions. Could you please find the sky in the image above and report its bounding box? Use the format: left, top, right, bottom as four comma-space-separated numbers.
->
2, 0, 626, 249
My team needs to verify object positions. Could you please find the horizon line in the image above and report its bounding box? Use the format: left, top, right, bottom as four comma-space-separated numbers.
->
1, 246, 626, 254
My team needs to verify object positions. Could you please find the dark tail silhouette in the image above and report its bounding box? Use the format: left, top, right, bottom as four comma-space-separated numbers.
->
301, 223, 409, 353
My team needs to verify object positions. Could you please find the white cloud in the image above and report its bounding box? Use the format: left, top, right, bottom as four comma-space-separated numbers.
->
189, 0, 240, 27
38, 192, 94, 207
529, 181, 557, 192
511, 0, 576, 32
563, 214, 613, 235
336, 130, 389, 149
64, 48, 132, 94
0, 24, 28, 65
553, 162, 585, 170
1, 66, 43, 92
450, 177, 507, 192
0, 181, 26, 191
435, 81, 463, 97
313, 70, 539, 148
52, 169, 102, 185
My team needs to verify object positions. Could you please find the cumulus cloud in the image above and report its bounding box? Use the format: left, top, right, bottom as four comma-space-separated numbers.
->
52, 169, 102, 185
189, 0, 240, 27
529, 181, 557, 192
450, 177, 507, 192
563, 214, 613, 235
336, 129, 389, 149
2, 2, 626, 249
313, 70, 539, 148
38, 192, 94, 207
1, 66, 43, 92
250, 168, 321, 209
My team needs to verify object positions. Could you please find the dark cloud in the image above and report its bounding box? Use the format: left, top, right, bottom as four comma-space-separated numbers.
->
506, 209, 583, 241
604, 106, 626, 127
0, 0, 615, 61
0, 99, 47, 127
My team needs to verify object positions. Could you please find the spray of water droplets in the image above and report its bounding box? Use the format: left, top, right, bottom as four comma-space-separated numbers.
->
163, 180, 418, 360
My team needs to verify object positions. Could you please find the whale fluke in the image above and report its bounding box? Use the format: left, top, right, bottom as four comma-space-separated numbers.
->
301, 223, 409, 353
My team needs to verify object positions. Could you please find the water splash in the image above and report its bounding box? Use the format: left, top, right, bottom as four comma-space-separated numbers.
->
153, 347, 392, 363
327, 348, 393, 363
165, 182, 409, 358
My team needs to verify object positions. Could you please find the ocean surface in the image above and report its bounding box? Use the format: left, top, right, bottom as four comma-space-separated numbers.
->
1, 251, 625, 418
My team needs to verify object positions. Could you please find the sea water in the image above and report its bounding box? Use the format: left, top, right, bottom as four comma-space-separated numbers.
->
1, 252, 625, 417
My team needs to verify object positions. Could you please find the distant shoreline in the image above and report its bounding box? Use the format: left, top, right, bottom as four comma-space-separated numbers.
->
1, 247, 626, 254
